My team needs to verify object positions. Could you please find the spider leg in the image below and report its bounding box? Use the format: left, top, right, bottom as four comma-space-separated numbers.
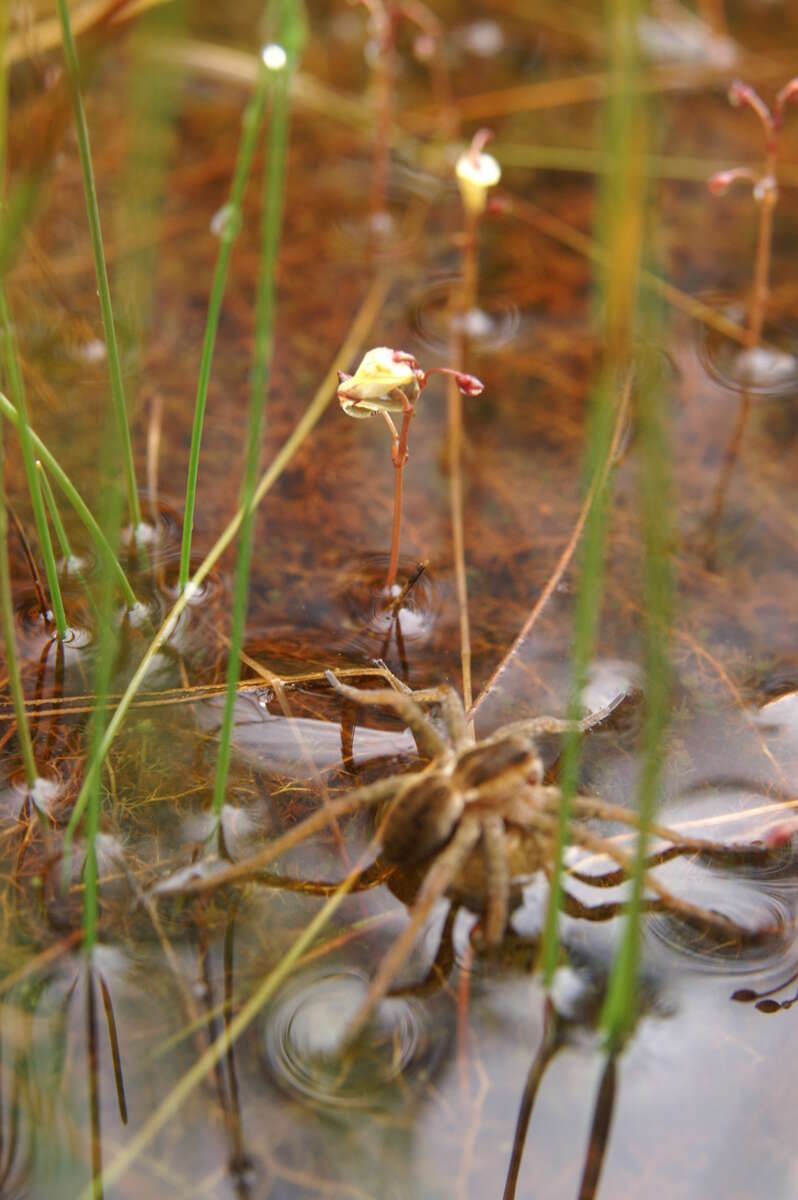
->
481, 815, 510, 946
566, 796, 780, 867
568, 844, 696, 888
344, 816, 481, 1046
155, 775, 403, 897
556, 883, 672, 923
400, 683, 470, 750
526, 810, 777, 944
497, 692, 626, 742
386, 903, 459, 999
240, 861, 395, 894
325, 671, 447, 759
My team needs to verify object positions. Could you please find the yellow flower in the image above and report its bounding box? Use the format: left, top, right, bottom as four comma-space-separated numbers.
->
337, 347, 421, 418
455, 146, 501, 215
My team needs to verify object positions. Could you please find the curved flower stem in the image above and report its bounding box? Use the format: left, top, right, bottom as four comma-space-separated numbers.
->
384, 396, 413, 591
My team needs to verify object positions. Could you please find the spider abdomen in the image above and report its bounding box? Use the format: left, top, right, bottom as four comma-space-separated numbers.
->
381, 772, 465, 865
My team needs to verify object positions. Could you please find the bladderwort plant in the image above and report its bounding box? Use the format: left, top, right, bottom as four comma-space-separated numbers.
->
337, 347, 483, 593
709, 77, 798, 354
349, 0, 452, 232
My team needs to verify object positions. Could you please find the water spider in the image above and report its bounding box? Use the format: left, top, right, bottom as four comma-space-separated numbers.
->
318, 671, 783, 1043
167, 670, 786, 1046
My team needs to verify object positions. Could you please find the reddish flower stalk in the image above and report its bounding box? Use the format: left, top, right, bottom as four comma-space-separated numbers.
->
350, 0, 453, 229
337, 348, 484, 591
708, 77, 798, 349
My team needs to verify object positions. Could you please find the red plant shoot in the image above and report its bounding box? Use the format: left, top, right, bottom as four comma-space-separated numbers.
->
349, 0, 453, 232
708, 77, 798, 349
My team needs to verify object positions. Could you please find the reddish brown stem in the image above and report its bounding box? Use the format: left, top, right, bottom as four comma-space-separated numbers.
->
384, 402, 413, 591
370, 9, 395, 228
748, 173, 776, 349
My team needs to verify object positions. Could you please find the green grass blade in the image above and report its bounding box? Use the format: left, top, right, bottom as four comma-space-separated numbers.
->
55, 0, 141, 530
211, 32, 296, 826
36, 460, 72, 562
0, 0, 36, 786
600, 345, 671, 1050
177, 31, 285, 591
0, 285, 67, 638
0, 391, 138, 608
0, 418, 37, 787
540, 0, 646, 985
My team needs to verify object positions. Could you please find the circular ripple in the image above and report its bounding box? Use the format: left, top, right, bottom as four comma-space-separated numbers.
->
122, 500, 183, 568
14, 592, 94, 660
260, 967, 440, 1108
335, 553, 440, 651
646, 882, 793, 974
409, 275, 521, 355
697, 297, 798, 397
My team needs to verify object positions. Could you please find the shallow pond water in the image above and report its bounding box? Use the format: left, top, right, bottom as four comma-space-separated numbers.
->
5, 0, 798, 1197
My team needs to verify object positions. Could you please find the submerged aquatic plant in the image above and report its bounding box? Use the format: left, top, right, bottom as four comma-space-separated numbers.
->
336, 347, 483, 592
709, 77, 798, 352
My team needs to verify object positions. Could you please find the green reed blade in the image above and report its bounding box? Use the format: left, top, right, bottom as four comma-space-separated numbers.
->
600, 344, 671, 1050
211, 19, 298, 827
36, 461, 72, 563
55, 0, 141, 531
177, 25, 289, 592
0, 391, 138, 608
0, 414, 37, 786
540, 0, 646, 985
80, 401, 126, 957
0, 0, 35, 785
37, 461, 102, 625
0, 286, 67, 638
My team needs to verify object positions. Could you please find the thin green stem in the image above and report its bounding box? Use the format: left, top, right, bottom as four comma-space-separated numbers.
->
81, 415, 126, 955
0, 286, 67, 638
540, 0, 645, 985
55, 0, 141, 530
600, 347, 671, 1050
212, 49, 293, 823
38, 461, 102, 624
0, 0, 35, 786
0, 422, 37, 787
177, 56, 275, 592
36, 461, 72, 562
0, 391, 137, 608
